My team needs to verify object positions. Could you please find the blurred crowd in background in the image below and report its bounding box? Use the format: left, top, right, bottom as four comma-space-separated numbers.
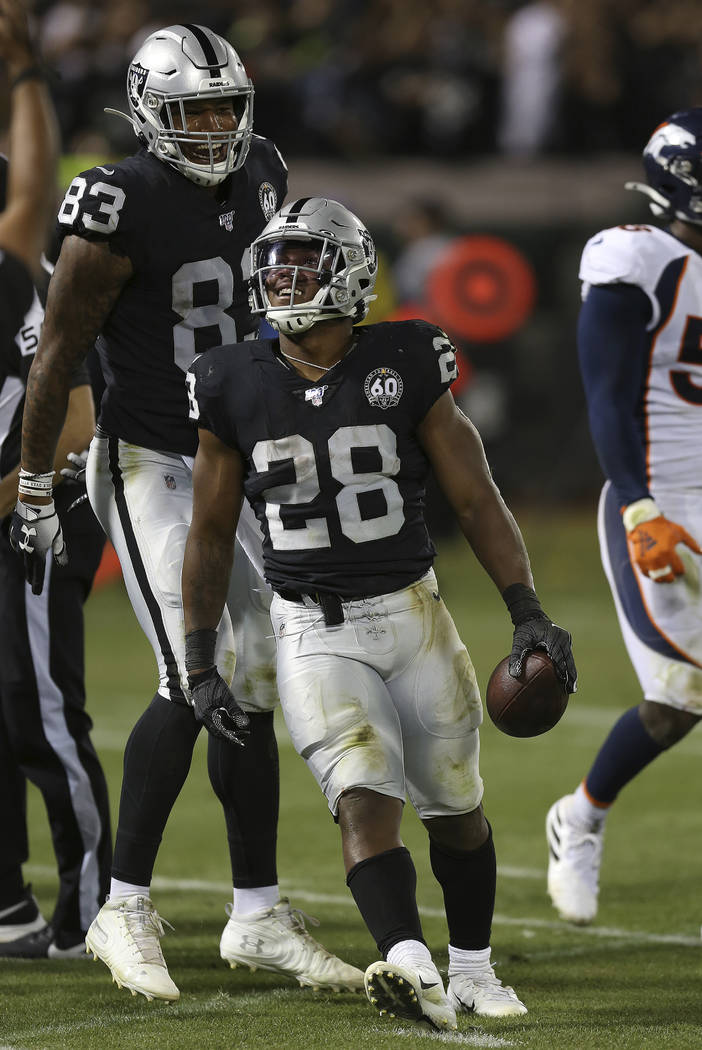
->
3, 0, 701, 514
24, 0, 702, 160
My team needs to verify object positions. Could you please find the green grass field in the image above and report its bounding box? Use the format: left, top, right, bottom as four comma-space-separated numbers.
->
3, 509, 701, 1050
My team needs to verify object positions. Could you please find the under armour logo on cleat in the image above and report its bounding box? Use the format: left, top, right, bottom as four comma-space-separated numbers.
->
239, 935, 266, 953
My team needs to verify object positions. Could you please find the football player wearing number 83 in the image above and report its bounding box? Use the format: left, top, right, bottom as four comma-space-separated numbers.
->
182, 197, 577, 1030
14, 25, 362, 1001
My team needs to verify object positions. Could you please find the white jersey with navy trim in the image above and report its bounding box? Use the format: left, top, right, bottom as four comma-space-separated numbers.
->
580, 224, 702, 494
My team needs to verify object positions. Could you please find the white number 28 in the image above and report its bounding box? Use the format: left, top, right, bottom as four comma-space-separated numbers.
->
252, 424, 405, 549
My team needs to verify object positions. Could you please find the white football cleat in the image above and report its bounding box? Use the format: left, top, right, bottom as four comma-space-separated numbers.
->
85, 895, 179, 1002
546, 794, 603, 924
364, 959, 457, 1031
448, 965, 527, 1017
220, 898, 364, 990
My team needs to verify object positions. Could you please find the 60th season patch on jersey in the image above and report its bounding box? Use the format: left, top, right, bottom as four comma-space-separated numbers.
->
364, 367, 403, 408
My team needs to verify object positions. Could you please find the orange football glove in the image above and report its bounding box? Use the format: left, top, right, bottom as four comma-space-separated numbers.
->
623, 498, 702, 583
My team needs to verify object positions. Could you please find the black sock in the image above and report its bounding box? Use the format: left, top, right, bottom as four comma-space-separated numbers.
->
346, 846, 425, 957
429, 825, 496, 950
112, 693, 200, 885
585, 705, 664, 803
207, 710, 279, 887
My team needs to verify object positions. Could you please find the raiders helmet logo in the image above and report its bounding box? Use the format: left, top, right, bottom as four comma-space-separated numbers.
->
259, 182, 278, 220
364, 367, 403, 409
128, 62, 148, 107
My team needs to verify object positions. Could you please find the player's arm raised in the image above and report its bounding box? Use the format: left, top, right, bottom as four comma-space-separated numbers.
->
182, 426, 249, 746
418, 391, 577, 693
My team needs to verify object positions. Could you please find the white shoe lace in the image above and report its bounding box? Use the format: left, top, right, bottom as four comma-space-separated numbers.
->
282, 904, 343, 965
121, 900, 173, 966
453, 961, 516, 994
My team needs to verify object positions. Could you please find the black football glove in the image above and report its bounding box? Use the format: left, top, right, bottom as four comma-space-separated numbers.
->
9, 498, 67, 595
509, 616, 577, 695
188, 666, 250, 746
60, 449, 90, 512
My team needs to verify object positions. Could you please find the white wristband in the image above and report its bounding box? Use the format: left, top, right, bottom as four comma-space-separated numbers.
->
622, 497, 660, 533
17, 469, 55, 498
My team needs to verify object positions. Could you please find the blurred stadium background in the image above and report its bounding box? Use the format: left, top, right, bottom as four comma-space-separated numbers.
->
4, 0, 702, 517
3, 5, 702, 1048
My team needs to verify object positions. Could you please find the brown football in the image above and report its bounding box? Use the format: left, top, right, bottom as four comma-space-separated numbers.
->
485, 650, 568, 738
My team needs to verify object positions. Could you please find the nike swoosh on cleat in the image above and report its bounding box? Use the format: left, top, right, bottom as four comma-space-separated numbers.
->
419, 978, 438, 990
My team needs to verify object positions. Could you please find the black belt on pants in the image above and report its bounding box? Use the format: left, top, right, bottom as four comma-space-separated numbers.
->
275, 588, 345, 626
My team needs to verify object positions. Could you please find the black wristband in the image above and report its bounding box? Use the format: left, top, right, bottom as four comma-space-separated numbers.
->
10, 64, 47, 90
502, 582, 548, 626
184, 628, 217, 674
188, 666, 217, 690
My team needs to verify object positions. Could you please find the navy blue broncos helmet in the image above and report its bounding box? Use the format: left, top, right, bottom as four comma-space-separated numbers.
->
626, 108, 702, 225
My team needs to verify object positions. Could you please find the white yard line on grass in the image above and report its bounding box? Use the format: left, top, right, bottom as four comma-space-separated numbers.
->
90, 708, 702, 756
4, 995, 516, 1048
375, 1025, 514, 1047
25, 866, 700, 948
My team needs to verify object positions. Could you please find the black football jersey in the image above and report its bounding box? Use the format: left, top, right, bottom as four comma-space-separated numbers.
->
55, 136, 287, 455
189, 320, 459, 596
0, 250, 43, 478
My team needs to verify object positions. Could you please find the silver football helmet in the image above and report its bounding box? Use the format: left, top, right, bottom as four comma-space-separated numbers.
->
106, 24, 253, 187
248, 198, 378, 335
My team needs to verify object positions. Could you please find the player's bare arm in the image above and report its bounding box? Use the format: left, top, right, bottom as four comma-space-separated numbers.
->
419, 390, 576, 693
182, 426, 244, 640
182, 426, 250, 747
0, 0, 59, 280
21, 237, 132, 476
0, 384, 94, 518
418, 390, 533, 592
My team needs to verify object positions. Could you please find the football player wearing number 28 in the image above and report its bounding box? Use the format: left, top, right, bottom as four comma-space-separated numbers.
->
547, 110, 702, 925
12, 26, 361, 1000
182, 197, 577, 1030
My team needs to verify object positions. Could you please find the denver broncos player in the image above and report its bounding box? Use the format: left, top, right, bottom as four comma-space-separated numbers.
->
546, 110, 702, 925
182, 198, 577, 1029
12, 26, 360, 1000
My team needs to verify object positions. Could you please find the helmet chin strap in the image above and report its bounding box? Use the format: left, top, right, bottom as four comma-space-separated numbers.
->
624, 180, 702, 226
624, 181, 672, 215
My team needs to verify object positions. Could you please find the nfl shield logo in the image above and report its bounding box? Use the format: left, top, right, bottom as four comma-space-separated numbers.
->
219, 210, 235, 232
164, 474, 176, 490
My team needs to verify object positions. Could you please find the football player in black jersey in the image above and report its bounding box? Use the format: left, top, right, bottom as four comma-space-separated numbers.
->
0, 0, 111, 959
182, 198, 578, 1031
12, 26, 361, 999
